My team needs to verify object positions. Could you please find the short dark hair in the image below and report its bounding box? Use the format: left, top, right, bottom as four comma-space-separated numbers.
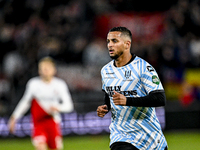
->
109, 26, 132, 40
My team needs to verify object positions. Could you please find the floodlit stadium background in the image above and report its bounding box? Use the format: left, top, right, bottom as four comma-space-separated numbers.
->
0, 0, 200, 149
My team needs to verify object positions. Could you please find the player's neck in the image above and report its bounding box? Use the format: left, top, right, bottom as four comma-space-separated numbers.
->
114, 53, 132, 67
41, 76, 53, 83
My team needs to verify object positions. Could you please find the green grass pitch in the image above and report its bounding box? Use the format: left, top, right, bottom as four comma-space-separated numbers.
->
0, 131, 200, 150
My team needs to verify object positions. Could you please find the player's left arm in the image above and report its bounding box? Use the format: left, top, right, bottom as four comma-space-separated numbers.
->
113, 62, 166, 107
113, 89, 166, 107
126, 90, 166, 107
54, 81, 74, 113
97, 91, 110, 117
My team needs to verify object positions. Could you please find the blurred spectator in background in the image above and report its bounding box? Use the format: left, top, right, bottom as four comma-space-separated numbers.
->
3, 51, 26, 79
83, 37, 110, 67
189, 35, 200, 67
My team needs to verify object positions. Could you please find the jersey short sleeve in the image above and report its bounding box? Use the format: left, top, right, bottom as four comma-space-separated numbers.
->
101, 64, 109, 91
140, 61, 164, 94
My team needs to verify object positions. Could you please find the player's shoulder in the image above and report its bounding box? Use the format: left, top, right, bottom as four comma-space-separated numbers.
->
25, 77, 40, 87
133, 56, 152, 66
133, 56, 147, 63
135, 56, 158, 75
53, 77, 67, 85
27, 77, 40, 84
101, 60, 114, 72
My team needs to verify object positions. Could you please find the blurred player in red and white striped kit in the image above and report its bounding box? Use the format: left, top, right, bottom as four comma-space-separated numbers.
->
8, 57, 74, 150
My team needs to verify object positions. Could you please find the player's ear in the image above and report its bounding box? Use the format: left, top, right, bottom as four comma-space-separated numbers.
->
38, 65, 41, 75
125, 41, 131, 50
55, 69, 57, 75
53, 67, 57, 75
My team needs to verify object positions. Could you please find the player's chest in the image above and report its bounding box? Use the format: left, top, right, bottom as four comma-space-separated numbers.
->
33, 84, 60, 99
104, 70, 141, 94
103, 68, 139, 85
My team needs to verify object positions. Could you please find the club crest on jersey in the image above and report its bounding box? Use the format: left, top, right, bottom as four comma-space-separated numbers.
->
152, 75, 160, 85
124, 70, 131, 79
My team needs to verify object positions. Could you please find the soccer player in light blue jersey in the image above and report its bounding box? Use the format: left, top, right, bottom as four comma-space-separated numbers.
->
97, 27, 168, 150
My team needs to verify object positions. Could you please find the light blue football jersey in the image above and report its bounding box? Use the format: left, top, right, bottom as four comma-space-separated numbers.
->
101, 56, 168, 150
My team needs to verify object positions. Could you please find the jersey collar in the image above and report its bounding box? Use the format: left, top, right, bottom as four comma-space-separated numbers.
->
113, 53, 136, 67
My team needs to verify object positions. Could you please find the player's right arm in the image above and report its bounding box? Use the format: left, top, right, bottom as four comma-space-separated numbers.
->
8, 80, 33, 133
97, 105, 108, 118
8, 116, 16, 134
97, 66, 111, 117
97, 91, 110, 117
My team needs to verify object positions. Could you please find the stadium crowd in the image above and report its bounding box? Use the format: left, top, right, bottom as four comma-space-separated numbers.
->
0, 0, 200, 115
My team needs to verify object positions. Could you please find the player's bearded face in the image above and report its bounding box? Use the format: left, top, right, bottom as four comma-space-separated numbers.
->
107, 31, 125, 60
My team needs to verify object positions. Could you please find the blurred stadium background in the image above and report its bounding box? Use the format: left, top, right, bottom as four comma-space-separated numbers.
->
0, 0, 200, 149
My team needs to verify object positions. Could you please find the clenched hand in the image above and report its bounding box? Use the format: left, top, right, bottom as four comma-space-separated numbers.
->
112, 91, 127, 106
97, 105, 108, 117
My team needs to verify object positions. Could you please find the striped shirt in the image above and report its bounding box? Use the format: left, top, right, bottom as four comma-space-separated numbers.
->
101, 55, 167, 150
